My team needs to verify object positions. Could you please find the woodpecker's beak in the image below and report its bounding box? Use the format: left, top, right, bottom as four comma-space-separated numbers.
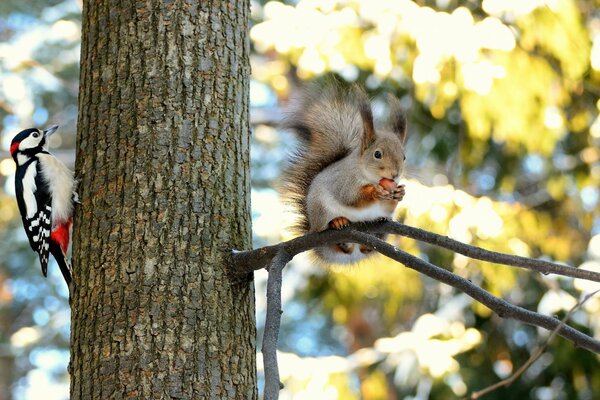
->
43, 125, 59, 137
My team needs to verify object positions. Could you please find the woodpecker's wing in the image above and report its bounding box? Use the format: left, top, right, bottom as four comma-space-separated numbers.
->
25, 205, 52, 276
15, 161, 53, 277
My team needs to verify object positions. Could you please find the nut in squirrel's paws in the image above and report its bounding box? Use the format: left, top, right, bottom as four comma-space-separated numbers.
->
377, 178, 405, 202
379, 178, 397, 192
329, 216, 350, 230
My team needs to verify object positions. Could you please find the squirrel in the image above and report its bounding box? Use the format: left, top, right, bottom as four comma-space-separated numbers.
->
281, 82, 407, 264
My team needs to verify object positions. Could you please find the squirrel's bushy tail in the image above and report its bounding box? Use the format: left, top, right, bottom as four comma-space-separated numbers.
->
281, 81, 371, 234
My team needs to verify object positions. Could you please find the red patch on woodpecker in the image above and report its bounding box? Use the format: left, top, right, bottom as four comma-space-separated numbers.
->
10, 142, 20, 156
51, 219, 72, 254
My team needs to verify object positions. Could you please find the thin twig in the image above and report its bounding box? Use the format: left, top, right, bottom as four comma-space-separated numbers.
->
262, 250, 292, 400
468, 289, 600, 399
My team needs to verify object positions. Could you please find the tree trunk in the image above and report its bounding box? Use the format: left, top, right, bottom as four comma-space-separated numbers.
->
71, 1, 255, 399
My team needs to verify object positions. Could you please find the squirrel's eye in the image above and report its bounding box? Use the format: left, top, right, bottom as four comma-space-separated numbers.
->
32, 132, 39, 138
403, 155, 406, 161
374, 150, 382, 159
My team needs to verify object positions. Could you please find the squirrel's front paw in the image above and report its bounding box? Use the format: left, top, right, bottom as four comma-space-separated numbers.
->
329, 217, 351, 230
392, 184, 405, 201
374, 185, 394, 201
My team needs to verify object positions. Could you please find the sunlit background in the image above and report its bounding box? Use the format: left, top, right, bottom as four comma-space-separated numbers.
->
1, 0, 600, 399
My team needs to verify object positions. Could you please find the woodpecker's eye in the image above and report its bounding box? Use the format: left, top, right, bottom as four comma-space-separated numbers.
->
32, 132, 39, 138
374, 150, 382, 159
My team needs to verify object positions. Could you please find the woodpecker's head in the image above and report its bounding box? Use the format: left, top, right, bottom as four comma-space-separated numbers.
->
10, 125, 59, 162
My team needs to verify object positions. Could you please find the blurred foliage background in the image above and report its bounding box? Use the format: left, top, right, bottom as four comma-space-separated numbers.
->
1, 0, 600, 399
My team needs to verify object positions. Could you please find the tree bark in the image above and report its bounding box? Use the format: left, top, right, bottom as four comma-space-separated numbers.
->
71, 1, 255, 399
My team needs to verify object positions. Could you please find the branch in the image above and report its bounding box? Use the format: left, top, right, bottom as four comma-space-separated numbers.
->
231, 228, 355, 274
262, 250, 291, 400
232, 221, 600, 283
468, 289, 600, 399
232, 221, 600, 399
341, 230, 600, 353
363, 221, 600, 282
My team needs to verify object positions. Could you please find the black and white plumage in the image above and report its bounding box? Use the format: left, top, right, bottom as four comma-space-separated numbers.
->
11, 126, 76, 285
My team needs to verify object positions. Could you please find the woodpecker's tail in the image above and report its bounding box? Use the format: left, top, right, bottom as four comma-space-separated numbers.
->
50, 241, 72, 285
37, 253, 49, 277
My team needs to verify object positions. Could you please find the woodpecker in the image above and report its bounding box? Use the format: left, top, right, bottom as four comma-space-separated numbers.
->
10, 125, 76, 285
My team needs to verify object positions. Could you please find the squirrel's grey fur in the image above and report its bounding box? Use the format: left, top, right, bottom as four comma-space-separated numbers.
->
281, 81, 407, 264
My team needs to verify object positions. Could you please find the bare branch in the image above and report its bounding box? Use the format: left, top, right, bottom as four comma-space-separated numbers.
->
231, 228, 350, 274
468, 289, 600, 399
362, 221, 600, 282
341, 230, 600, 354
235, 221, 600, 399
262, 250, 292, 400
232, 221, 600, 284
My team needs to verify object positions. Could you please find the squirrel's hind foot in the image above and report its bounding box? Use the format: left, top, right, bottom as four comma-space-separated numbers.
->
335, 243, 354, 254
329, 217, 351, 230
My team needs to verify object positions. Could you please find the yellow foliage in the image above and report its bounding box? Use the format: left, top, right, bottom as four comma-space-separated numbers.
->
400, 181, 584, 294
518, 0, 590, 81
252, 0, 590, 153
0, 194, 18, 224
548, 176, 567, 200
461, 50, 565, 155
329, 373, 359, 400
323, 254, 422, 326
360, 370, 388, 400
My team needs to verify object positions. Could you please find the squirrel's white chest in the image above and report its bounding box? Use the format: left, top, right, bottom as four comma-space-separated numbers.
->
321, 190, 393, 223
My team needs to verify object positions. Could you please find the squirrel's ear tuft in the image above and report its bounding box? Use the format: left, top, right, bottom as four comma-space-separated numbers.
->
386, 94, 407, 144
358, 89, 375, 153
